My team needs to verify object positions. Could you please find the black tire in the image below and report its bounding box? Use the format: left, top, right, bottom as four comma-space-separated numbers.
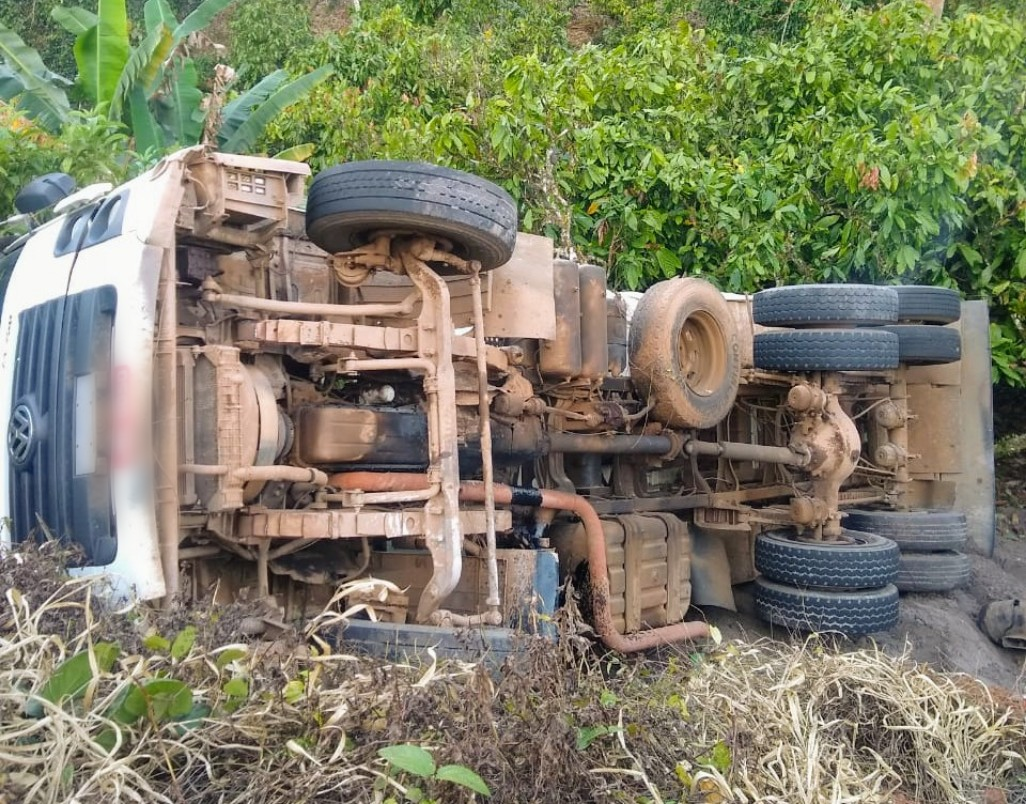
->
753, 329, 899, 371
894, 285, 961, 324
628, 277, 741, 429
896, 551, 971, 592
752, 284, 899, 327
306, 161, 518, 271
844, 508, 968, 552
879, 325, 961, 365
755, 529, 899, 590
754, 578, 899, 636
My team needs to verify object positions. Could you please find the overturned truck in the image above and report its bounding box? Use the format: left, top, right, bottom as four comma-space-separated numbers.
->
0, 150, 995, 650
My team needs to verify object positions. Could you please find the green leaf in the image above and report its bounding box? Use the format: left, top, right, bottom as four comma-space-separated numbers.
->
26, 643, 120, 717
218, 69, 288, 146
654, 247, 680, 278
173, 0, 239, 42
214, 647, 247, 670
575, 725, 620, 751
173, 702, 211, 733
51, 7, 98, 36
1016, 249, 1026, 280
435, 765, 491, 796
95, 726, 120, 753
274, 143, 316, 162
282, 678, 305, 703
142, 633, 171, 652
129, 86, 165, 153
895, 244, 919, 272
0, 25, 71, 130
0, 63, 25, 102
143, 0, 178, 35
155, 56, 203, 144
112, 679, 193, 724
110, 23, 174, 120
378, 745, 436, 779
956, 242, 983, 268
221, 65, 333, 154
222, 678, 249, 697
170, 625, 197, 662
74, 0, 130, 108
697, 740, 732, 774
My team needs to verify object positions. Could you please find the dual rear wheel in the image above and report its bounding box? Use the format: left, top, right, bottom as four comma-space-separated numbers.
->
752, 283, 962, 371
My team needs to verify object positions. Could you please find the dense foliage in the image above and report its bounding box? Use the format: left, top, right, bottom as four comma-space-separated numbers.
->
0, 106, 141, 212
264, 0, 1026, 383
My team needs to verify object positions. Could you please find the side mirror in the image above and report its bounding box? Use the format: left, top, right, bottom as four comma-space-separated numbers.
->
14, 173, 77, 215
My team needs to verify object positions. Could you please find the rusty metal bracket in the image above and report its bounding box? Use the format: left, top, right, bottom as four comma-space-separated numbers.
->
400, 240, 465, 623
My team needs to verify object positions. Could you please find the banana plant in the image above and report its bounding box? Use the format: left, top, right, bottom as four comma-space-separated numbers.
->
2, 0, 331, 156
52, 0, 332, 154
0, 25, 71, 131
50, 0, 236, 152
218, 66, 333, 153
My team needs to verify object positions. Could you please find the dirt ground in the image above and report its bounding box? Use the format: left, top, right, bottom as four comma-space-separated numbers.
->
704, 540, 1026, 692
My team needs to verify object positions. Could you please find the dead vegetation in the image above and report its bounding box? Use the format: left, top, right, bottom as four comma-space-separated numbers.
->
1, 545, 1025, 803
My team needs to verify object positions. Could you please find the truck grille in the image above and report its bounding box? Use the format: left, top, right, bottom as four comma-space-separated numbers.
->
8, 286, 117, 565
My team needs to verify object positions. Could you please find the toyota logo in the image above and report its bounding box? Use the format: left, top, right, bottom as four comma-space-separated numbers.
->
8, 403, 35, 465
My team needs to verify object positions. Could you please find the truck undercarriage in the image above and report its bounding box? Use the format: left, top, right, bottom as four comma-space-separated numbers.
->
0, 149, 995, 649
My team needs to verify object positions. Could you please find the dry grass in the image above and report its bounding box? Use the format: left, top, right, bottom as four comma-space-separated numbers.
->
1, 545, 1025, 803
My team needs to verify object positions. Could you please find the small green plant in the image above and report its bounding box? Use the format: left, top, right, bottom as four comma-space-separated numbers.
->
376, 744, 491, 801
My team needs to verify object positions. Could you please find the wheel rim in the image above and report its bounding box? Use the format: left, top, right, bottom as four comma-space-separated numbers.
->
770, 529, 872, 548
677, 310, 727, 398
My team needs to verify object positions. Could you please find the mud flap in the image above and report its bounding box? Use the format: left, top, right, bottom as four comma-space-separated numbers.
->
689, 529, 737, 611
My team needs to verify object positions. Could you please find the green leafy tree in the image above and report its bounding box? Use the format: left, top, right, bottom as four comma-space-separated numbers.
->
266, 1, 1026, 383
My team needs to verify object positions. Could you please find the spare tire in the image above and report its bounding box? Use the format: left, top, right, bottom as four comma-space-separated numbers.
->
306, 161, 518, 271
753, 328, 899, 371
752, 284, 899, 327
843, 508, 968, 553
894, 285, 961, 324
879, 324, 961, 365
895, 551, 971, 592
628, 277, 741, 429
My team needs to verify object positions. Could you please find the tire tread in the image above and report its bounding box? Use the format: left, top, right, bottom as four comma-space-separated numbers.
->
753, 329, 899, 371
754, 579, 899, 636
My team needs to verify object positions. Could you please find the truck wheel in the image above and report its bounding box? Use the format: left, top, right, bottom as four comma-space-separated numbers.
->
895, 551, 971, 592
894, 285, 961, 324
628, 277, 741, 429
879, 325, 961, 365
306, 161, 518, 271
754, 578, 899, 636
755, 529, 899, 590
843, 509, 968, 552
752, 284, 898, 327
753, 329, 899, 371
